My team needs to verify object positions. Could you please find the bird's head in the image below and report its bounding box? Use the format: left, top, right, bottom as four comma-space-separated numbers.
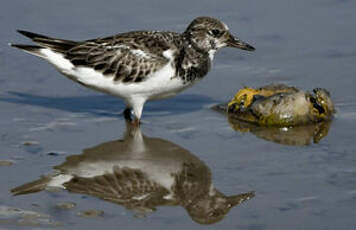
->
184, 17, 255, 57
185, 190, 255, 225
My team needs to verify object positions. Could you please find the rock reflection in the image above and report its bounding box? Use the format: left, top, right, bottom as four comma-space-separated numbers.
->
11, 122, 254, 225
228, 116, 332, 146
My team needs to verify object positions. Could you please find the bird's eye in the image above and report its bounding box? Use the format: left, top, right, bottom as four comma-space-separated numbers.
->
210, 29, 222, 37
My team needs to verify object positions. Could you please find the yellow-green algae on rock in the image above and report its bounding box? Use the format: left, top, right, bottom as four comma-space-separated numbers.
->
227, 84, 335, 127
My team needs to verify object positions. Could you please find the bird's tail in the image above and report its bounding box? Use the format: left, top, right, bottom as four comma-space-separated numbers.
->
9, 43, 45, 58
11, 175, 52, 196
10, 30, 78, 57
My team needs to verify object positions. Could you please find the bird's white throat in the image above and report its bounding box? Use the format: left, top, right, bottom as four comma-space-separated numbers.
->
208, 49, 217, 61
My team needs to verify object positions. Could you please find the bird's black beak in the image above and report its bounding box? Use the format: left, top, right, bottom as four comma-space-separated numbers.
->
226, 33, 255, 51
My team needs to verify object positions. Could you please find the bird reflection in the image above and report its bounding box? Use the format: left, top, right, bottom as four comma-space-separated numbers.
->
227, 116, 332, 146
11, 122, 254, 225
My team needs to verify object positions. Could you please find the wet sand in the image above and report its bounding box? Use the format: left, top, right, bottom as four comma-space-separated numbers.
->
1, 0, 356, 229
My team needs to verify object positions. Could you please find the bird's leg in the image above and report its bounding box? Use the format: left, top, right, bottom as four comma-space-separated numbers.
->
132, 118, 140, 127
123, 107, 140, 126
123, 107, 133, 121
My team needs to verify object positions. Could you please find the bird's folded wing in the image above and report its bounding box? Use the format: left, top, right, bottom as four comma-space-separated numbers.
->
65, 32, 176, 83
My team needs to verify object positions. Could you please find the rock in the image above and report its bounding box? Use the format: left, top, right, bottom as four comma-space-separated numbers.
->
215, 84, 335, 127
0, 160, 14, 166
22, 141, 39, 146
0, 205, 60, 227
77, 209, 104, 218
55, 202, 76, 210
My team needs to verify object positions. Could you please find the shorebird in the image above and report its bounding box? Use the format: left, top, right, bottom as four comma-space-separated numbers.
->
11, 16, 255, 125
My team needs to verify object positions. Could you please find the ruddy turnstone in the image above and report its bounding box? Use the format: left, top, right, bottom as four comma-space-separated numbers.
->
11, 16, 255, 125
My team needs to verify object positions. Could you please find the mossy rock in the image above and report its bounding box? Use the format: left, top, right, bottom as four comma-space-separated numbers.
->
215, 84, 335, 127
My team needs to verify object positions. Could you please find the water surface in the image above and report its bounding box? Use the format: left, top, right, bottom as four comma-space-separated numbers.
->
1, 0, 356, 229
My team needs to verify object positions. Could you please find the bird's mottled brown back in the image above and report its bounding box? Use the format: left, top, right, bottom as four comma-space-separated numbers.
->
65, 31, 181, 83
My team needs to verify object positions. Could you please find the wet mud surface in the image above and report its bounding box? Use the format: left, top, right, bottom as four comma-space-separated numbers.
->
1, 0, 356, 229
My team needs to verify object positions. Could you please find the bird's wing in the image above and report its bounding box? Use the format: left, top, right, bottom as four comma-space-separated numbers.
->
64, 166, 170, 206
65, 31, 178, 83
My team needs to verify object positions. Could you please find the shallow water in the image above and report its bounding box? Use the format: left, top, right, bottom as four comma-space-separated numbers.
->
1, 0, 356, 229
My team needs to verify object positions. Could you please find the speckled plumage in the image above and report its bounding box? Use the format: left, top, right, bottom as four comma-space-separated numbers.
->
66, 31, 179, 83
11, 16, 255, 123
